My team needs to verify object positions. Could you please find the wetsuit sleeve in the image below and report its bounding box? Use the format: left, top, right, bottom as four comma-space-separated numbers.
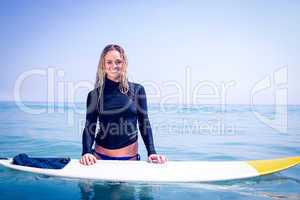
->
136, 85, 157, 156
82, 90, 98, 156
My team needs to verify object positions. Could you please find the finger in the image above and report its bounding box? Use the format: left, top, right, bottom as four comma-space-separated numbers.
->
160, 155, 165, 163
158, 155, 162, 163
92, 156, 97, 164
150, 154, 156, 158
155, 155, 161, 163
87, 156, 93, 164
150, 156, 159, 163
148, 156, 156, 163
162, 156, 167, 163
81, 157, 86, 165
89, 156, 96, 164
154, 155, 161, 163
82, 157, 86, 165
148, 155, 153, 160
151, 155, 159, 160
82, 156, 87, 165
159, 155, 163, 163
85, 156, 91, 165
87, 157, 92, 165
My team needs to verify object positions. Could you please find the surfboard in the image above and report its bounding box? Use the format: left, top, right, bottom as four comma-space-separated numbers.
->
0, 156, 299, 183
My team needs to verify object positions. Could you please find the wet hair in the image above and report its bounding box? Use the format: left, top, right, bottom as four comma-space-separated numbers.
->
94, 44, 129, 111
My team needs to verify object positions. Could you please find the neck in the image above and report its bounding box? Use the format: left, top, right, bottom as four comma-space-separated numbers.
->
106, 75, 120, 83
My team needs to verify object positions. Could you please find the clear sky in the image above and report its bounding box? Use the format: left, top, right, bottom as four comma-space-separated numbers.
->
1, 0, 299, 105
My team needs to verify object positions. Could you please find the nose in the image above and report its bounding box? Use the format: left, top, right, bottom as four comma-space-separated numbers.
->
112, 64, 120, 70
111, 64, 120, 70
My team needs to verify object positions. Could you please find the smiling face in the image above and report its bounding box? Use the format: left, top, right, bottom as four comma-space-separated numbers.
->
103, 50, 124, 82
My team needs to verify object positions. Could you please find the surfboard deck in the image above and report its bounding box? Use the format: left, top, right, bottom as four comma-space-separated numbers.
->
0, 156, 299, 183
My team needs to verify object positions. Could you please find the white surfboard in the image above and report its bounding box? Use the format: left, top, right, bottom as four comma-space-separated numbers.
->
0, 156, 299, 183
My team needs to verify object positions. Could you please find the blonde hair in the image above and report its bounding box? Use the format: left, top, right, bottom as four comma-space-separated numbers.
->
95, 44, 129, 96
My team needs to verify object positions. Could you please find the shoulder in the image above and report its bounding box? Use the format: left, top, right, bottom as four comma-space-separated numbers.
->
128, 81, 142, 88
89, 87, 100, 95
128, 81, 145, 94
87, 87, 99, 101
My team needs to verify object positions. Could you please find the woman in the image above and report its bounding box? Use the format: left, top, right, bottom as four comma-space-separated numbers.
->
80, 44, 167, 165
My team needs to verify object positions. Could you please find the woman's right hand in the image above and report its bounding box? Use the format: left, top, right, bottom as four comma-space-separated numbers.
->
80, 153, 97, 165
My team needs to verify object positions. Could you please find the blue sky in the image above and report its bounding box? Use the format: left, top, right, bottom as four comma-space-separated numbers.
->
1, 0, 299, 104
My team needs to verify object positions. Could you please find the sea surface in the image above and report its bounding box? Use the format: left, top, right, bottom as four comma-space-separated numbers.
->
0, 101, 299, 200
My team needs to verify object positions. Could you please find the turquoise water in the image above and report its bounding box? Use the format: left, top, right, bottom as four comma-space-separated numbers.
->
0, 101, 299, 200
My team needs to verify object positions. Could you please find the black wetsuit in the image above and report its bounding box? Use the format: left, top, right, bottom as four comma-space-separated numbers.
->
82, 76, 157, 156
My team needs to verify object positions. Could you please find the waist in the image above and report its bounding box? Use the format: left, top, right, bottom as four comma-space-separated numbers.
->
94, 141, 138, 157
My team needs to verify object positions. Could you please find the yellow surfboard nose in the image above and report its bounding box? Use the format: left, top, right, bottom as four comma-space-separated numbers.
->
247, 156, 300, 175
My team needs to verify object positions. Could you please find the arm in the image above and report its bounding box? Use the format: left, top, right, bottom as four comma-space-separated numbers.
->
82, 90, 98, 156
136, 84, 157, 156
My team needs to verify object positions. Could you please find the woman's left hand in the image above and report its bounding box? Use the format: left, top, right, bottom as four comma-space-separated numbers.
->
148, 154, 167, 164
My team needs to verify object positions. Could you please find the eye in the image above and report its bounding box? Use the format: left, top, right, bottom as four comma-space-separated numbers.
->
106, 61, 113, 65
116, 60, 123, 65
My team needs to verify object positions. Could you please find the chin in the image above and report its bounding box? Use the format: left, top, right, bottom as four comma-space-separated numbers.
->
108, 74, 121, 80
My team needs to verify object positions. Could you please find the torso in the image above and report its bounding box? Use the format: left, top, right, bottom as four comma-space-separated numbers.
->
84, 76, 155, 159
94, 77, 139, 153
94, 141, 138, 158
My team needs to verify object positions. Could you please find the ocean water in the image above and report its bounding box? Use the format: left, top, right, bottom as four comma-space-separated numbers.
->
0, 101, 299, 200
